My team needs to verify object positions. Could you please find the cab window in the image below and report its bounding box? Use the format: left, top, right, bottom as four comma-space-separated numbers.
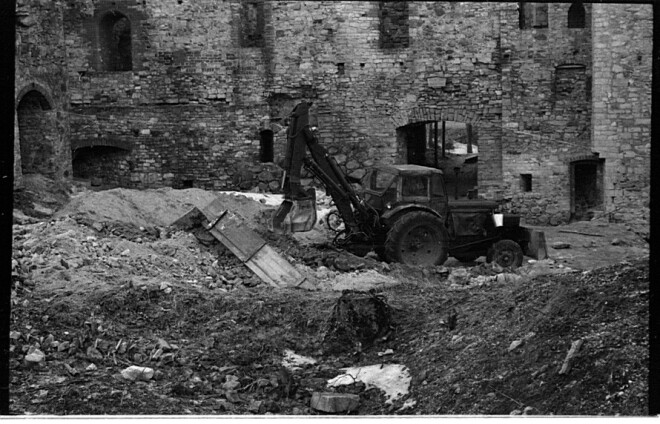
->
431, 174, 446, 197
368, 170, 397, 192
402, 176, 428, 197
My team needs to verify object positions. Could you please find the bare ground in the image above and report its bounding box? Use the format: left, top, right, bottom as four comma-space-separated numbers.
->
9, 175, 649, 416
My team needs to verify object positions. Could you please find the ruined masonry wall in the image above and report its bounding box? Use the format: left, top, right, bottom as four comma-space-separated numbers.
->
500, 3, 594, 225
65, 1, 504, 193
591, 4, 651, 225
15, 0, 72, 187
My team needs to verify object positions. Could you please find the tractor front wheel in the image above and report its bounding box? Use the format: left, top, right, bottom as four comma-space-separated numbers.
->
487, 239, 524, 268
384, 211, 448, 267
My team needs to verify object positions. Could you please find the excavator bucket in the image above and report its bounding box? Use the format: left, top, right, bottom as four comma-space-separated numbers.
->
271, 189, 317, 234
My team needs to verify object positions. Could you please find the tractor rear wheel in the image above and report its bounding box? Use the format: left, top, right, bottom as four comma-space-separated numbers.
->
487, 239, 524, 268
384, 211, 448, 267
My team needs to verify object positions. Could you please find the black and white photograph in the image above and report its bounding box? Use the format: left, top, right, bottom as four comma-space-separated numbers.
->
3, 0, 655, 418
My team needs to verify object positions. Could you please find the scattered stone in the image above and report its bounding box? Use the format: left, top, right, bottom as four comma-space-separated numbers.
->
157, 338, 172, 350
42, 334, 55, 349
611, 238, 624, 246
310, 392, 360, 413
86, 363, 98, 371
447, 268, 471, 285
377, 348, 394, 357
247, 399, 263, 413
496, 273, 522, 284
559, 339, 584, 375
508, 339, 524, 352
24, 349, 46, 364
92, 222, 104, 232
551, 242, 571, 249
524, 406, 539, 415
222, 375, 240, 391
510, 409, 523, 415
57, 341, 70, 352
86, 346, 104, 361
120, 365, 155, 381
64, 363, 79, 375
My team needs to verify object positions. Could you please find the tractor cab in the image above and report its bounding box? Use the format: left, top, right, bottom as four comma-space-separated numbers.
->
361, 164, 448, 219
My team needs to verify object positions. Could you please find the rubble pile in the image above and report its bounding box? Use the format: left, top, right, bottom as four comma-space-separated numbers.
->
9, 176, 649, 416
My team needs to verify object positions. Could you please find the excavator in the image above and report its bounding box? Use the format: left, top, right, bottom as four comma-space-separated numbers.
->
272, 101, 547, 268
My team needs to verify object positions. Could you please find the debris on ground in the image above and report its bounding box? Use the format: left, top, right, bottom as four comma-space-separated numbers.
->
9, 175, 649, 415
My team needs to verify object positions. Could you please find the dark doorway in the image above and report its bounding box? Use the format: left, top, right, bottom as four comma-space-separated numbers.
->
401, 123, 427, 166
571, 159, 603, 221
17, 90, 56, 175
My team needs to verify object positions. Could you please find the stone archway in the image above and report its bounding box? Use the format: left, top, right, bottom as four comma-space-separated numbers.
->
393, 106, 485, 200
16, 88, 58, 176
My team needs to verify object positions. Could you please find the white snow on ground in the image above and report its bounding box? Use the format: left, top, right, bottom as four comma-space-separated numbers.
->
327, 364, 412, 404
226, 191, 284, 206
281, 349, 318, 371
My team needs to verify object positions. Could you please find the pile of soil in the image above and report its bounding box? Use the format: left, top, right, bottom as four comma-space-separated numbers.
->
9, 175, 650, 416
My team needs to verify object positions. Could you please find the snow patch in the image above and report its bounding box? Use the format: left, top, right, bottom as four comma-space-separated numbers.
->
327, 364, 412, 404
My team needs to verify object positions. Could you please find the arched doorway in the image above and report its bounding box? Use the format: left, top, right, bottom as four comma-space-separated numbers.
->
397, 120, 479, 200
16, 90, 57, 176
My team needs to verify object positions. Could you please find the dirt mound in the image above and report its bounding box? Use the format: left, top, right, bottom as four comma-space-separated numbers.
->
56, 187, 275, 229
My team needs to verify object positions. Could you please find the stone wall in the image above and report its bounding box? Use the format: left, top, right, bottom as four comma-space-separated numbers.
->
14, 1, 651, 229
64, 1, 505, 193
500, 2, 594, 224
15, 0, 72, 187
591, 4, 652, 225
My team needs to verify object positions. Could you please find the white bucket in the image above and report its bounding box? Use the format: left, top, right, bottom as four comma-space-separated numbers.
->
493, 213, 504, 227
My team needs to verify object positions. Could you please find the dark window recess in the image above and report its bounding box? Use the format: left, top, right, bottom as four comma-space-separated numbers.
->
99, 12, 132, 71
567, 2, 585, 28
260, 130, 274, 163
337, 63, 345, 75
240, 1, 264, 48
379, 1, 409, 49
519, 2, 548, 29
182, 179, 194, 189
520, 174, 532, 192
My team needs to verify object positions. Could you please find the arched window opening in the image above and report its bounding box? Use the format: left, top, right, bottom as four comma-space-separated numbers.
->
100, 11, 132, 71
567, 2, 585, 29
260, 130, 274, 163
17, 90, 56, 175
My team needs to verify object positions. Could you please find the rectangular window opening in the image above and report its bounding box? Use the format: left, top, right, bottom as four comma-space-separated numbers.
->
520, 174, 532, 192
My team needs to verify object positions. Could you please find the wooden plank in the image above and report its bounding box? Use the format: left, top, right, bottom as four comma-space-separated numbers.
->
198, 202, 307, 288
207, 211, 267, 262
246, 245, 307, 288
